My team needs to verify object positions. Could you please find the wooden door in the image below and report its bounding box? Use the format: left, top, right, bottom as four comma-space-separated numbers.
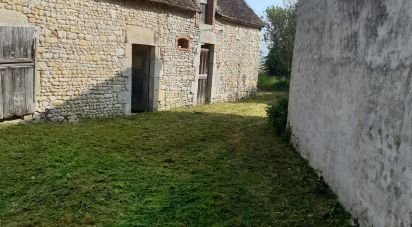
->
0, 27, 36, 120
197, 47, 210, 105
132, 45, 151, 113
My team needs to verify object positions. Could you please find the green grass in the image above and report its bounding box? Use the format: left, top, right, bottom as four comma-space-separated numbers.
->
257, 74, 290, 92
0, 92, 352, 226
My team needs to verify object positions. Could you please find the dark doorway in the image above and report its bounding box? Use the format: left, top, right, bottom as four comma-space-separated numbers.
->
197, 44, 214, 105
132, 45, 151, 113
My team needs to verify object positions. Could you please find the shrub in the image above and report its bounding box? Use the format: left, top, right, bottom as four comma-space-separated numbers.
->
257, 73, 277, 91
267, 96, 290, 141
272, 78, 289, 91
258, 73, 290, 92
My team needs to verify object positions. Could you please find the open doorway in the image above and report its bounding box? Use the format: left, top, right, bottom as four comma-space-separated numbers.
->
197, 44, 214, 105
131, 44, 152, 113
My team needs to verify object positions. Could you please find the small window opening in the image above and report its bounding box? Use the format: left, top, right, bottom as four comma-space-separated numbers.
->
177, 38, 190, 49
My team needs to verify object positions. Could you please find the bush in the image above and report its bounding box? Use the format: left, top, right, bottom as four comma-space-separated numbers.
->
267, 96, 290, 141
257, 73, 277, 91
258, 74, 290, 92
272, 78, 289, 91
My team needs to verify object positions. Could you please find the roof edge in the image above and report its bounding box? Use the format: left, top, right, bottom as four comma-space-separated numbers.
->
147, 0, 201, 13
216, 10, 265, 29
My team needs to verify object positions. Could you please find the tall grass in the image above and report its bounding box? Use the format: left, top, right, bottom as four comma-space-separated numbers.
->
257, 73, 289, 92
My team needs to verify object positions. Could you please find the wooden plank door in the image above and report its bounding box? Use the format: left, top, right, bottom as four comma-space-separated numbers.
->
0, 27, 36, 120
197, 47, 210, 105
131, 45, 151, 113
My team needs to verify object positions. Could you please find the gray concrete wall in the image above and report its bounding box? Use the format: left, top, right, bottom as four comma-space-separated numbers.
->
289, 0, 412, 226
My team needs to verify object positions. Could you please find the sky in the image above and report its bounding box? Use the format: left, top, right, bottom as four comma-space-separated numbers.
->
244, 0, 284, 57
245, 0, 283, 17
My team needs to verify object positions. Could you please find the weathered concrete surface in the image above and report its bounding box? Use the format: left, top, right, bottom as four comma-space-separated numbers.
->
289, 0, 412, 226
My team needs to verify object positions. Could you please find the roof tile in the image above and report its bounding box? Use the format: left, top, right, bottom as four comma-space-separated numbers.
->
148, 0, 200, 12
217, 0, 264, 28
146, 0, 264, 28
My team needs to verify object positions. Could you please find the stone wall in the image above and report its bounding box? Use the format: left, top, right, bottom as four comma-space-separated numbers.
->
289, 0, 412, 226
0, 0, 260, 121
213, 20, 260, 102
1, 0, 199, 121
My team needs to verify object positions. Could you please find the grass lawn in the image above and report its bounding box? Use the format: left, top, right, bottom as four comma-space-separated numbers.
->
0, 92, 352, 226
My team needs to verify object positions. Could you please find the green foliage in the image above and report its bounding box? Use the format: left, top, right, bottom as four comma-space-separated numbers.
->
264, 0, 298, 78
267, 96, 290, 140
272, 77, 290, 91
257, 73, 278, 91
0, 92, 352, 226
258, 73, 290, 91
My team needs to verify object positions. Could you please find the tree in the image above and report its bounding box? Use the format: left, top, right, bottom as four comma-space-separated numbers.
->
264, 0, 298, 78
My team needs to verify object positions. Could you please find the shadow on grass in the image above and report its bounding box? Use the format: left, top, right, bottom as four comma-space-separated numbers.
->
0, 110, 352, 226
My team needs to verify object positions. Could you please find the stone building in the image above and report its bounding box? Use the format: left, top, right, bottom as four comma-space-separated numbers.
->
289, 0, 412, 226
0, 0, 263, 122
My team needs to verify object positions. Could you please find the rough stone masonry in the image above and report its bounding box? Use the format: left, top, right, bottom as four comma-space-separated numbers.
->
289, 0, 412, 226
0, 0, 262, 122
